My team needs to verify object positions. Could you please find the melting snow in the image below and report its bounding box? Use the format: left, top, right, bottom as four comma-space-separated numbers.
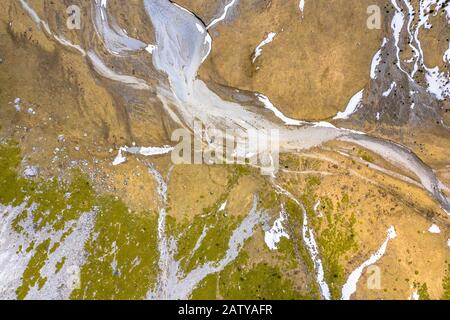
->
206, 0, 238, 29
273, 185, 330, 300
409, 289, 419, 300
444, 43, 450, 64
112, 148, 127, 166
409, 0, 450, 100
264, 208, 289, 250
190, 226, 209, 257
148, 189, 263, 299
53, 35, 86, 56
112, 145, 173, 166
257, 94, 305, 126
19, 1, 87, 58
93, 0, 147, 55
404, 0, 420, 76
136, 146, 174, 156
218, 201, 227, 212
370, 38, 387, 79
145, 44, 156, 54
313, 121, 336, 129
333, 89, 364, 120
341, 226, 397, 300
0, 204, 35, 299
390, 0, 411, 79
428, 224, 441, 234
253, 32, 277, 63
19, 0, 42, 25
302, 206, 330, 300
299, 0, 305, 18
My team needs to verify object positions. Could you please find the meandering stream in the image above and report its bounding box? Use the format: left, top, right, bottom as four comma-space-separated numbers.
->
141, 0, 449, 215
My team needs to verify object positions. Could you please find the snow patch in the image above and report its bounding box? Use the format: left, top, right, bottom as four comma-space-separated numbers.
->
273, 185, 331, 300
382, 82, 396, 97
409, 289, 419, 300
257, 94, 305, 126
252, 32, 277, 63
145, 44, 156, 54
428, 224, 441, 234
370, 38, 387, 79
112, 148, 127, 166
218, 201, 227, 212
425, 67, 450, 100
112, 145, 173, 166
264, 208, 289, 250
299, 0, 305, 18
341, 226, 397, 300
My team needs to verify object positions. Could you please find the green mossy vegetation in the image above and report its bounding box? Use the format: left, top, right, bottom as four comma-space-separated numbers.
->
16, 239, 51, 299
218, 262, 309, 300
174, 213, 243, 274
417, 282, 431, 300
181, 166, 317, 300
191, 251, 311, 300
283, 198, 315, 275
0, 141, 28, 206
11, 173, 96, 233
300, 175, 358, 300
71, 198, 159, 300
0, 142, 96, 233
259, 189, 279, 210
0, 142, 159, 299
441, 264, 450, 300
168, 165, 250, 275
190, 274, 218, 299
358, 149, 374, 163
0, 142, 329, 301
